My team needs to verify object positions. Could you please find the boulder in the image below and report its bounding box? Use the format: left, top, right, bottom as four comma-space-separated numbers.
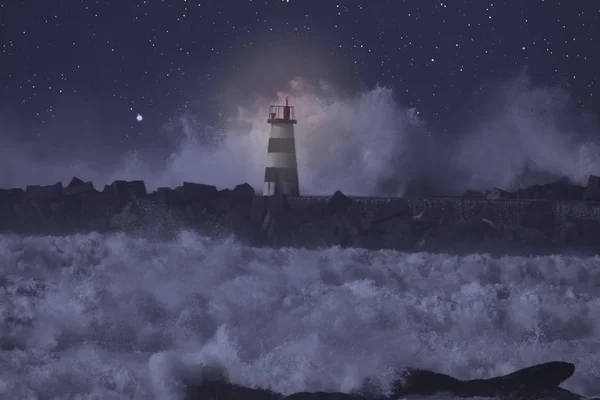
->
103, 180, 146, 199
182, 361, 592, 400
516, 181, 584, 201
25, 182, 63, 200
486, 187, 512, 200
175, 182, 218, 202
3, 178, 600, 253
583, 175, 600, 201
324, 190, 352, 216
149, 187, 185, 207
226, 183, 256, 219
64, 176, 96, 196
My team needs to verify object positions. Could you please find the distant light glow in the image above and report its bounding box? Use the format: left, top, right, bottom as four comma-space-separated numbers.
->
136, 114, 143, 122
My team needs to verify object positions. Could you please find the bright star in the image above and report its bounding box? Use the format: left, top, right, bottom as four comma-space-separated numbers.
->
136, 114, 143, 122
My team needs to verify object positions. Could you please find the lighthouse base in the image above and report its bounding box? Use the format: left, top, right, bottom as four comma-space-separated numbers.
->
263, 181, 299, 197
263, 167, 299, 196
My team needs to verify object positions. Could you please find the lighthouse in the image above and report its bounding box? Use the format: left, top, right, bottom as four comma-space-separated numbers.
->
263, 97, 300, 196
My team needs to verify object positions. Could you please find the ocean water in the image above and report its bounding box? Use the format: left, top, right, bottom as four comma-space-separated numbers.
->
0, 230, 599, 400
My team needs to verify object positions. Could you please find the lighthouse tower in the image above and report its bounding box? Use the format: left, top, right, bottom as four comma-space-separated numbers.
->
263, 97, 300, 196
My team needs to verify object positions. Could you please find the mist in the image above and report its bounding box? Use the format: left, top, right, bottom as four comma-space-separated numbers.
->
2, 71, 600, 196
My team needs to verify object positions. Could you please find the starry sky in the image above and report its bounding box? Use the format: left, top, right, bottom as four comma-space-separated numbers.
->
0, 0, 599, 177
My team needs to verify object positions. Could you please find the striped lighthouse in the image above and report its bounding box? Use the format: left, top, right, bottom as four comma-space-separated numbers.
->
263, 97, 300, 196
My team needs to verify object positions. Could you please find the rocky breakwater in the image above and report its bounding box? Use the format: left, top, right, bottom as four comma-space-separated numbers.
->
2, 176, 600, 254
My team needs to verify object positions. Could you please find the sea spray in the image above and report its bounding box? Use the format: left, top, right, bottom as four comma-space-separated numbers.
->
0, 231, 598, 399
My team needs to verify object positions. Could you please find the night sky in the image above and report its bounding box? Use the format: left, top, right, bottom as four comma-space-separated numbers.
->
0, 0, 599, 190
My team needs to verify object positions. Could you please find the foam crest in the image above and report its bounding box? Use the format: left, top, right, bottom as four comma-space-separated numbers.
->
0, 232, 598, 398
3, 74, 599, 196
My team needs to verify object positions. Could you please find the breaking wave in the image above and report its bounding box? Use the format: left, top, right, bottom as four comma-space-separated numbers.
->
0, 231, 599, 399
2, 73, 600, 196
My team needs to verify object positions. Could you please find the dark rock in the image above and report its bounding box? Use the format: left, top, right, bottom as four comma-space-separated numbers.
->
183, 361, 592, 400
249, 195, 268, 224
0, 188, 25, 203
26, 182, 63, 200
293, 209, 372, 249
561, 216, 600, 248
103, 180, 146, 199
64, 177, 96, 196
227, 183, 256, 219
3, 179, 600, 253
516, 181, 584, 201
487, 187, 512, 200
219, 208, 261, 244
109, 201, 139, 230
88, 216, 110, 233
233, 182, 255, 198
370, 199, 411, 224
583, 175, 600, 201
68, 176, 85, 187
176, 182, 218, 202
324, 190, 352, 216
186, 381, 282, 400
265, 194, 292, 217
391, 361, 575, 398
149, 187, 185, 207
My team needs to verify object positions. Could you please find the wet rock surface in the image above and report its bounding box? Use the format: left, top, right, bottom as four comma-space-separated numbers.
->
184, 361, 598, 400
1, 176, 600, 254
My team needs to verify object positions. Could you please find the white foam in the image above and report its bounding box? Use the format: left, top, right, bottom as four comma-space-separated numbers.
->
2, 74, 599, 196
0, 232, 598, 399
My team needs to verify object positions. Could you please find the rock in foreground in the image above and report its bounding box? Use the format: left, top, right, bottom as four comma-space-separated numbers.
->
184, 361, 597, 400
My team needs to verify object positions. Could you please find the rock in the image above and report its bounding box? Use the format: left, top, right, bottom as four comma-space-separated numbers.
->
103, 180, 146, 199
186, 381, 282, 400
484, 361, 574, 391
583, 175, 600, 201
372, 216, 416, 250
109, 201, 139, 230
68, 176, 85, 187
26, 182, 63, 200
176, 182, 218, 202
324, 190, 352, 216
516, 181, 584, 201
391, 361, 576, 398
486, 187, 512, 200
88, 216, 110, 233
64, 177, 96, 196
219, 208, 261, 244
265, 194, 292, 218
293, 209, 372, 249
370, 199, 411, 223
227, 183, 256, 219
149, 187, 185, 207
2, 179, 600, 253
183, 361, 592, 400
0, 188, 25, 200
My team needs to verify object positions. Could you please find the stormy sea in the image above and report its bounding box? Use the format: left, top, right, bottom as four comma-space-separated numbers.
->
0, 231, 597, 399
3, 77, 600, 399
